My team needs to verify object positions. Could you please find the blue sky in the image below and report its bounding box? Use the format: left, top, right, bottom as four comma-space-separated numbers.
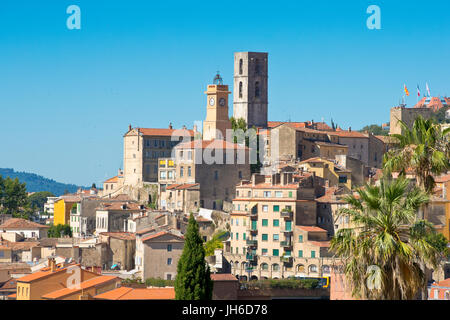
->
0, 0, 449, 187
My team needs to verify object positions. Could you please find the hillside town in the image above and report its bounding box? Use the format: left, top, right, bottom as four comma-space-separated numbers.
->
1, 51, 449, 301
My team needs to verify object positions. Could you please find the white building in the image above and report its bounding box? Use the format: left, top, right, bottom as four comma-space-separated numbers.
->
43, 197, 59, 215
0, 218, 50, 239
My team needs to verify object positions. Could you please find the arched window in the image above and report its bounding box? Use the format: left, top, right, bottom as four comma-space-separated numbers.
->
261, 263, 269, 271
255, 81, 260, 97
272, 264, 280, 271
255, 59, 260, 74
322, 265, 330, 274
296, 264, 305, 273
239, 81, 243, 98
239, 59, 243, 75
445, 290, 450, 300
309, 264, 318, 273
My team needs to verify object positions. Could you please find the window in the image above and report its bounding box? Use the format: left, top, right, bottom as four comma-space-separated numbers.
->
255, 59, 260, 74
273, 234, 279, 241
275, 191, 282, 198
273, 205, 280, 212
0, 250, 4, 258
239, 59, 243, 74
236, 219, 239, 226
262, 205, 268, 212
188, 166, 192, 177
255, 81, 260, 97
339, 175, 348, 183
261, 248, 268, 256
298, 235, 303, 243
263, 191, 271, 197
261, 263, 268, 270
311, 251, 316, 258
273, 219, 279, 227
167, 274, 172, 280
262, 234, 268, 241
239, 171, 242, 179
231, 232, 233, 240
167, 244, 172, 252
243, 233, 246, 240
248, 191, 251, 197
262, 219, 268, 227
298, 250, 303, 258
288, 191, 293, 198
231, 218, 233, 225
160, 171, 167, 179
180, 166, 184, 177
239, 82, 243, 98
167, 258, 172, 265
214, 171, 219, 180
236, 233, 239, 240
272, 249, 279, 257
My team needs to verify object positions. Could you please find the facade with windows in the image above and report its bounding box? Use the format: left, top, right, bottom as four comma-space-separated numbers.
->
226, 172, 332, 280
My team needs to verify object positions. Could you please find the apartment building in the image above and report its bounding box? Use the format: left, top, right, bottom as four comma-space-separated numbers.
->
225, 172, 333, 280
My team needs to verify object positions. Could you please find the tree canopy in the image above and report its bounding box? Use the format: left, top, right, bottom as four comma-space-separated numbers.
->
0, 175, 32, 218
47, 224, 72, 238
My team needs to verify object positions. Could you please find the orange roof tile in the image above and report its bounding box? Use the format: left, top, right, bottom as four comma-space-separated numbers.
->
99, 232, 136, 241
142, 231, 184, 242
0, 218, 50, 230
435, 174, 450, 183
94, 287, 175, 300
309, 241, 331, 247
17, 264, 79, 283
42, 275, 120, 299
296, 226, 327, 232
432, 278, 450, 288
104, 176, 120, 183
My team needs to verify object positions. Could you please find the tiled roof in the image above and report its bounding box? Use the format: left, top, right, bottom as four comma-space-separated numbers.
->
136, 227, 156, 236
175, 139, 248, 150
0, 218, 50, 230
315, 187, 345, 203
268, 121, 307, 129
0, 278, 17, 290
42, 275, 119, 299
142, 231, 184, 242
296, 226, 327, 232
210, 273, 238, 281
299, 157, 326, 164
99, 232, 136, 241
166, 183, 200, 190
17, 264, 79, 283
413, 96, 449, 111
435, 174, 450, 183
137, 128, 194, 137
104, 176, 120, 183
111, 194, 132, 201
94, 286, 175, 300
309, 241, 331, 247
0, 240, 40, 251
432, 278, 450, 288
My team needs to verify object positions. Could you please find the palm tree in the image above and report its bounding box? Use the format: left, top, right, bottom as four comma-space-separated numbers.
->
383, 116, 450, 194
330, 177, 448, 300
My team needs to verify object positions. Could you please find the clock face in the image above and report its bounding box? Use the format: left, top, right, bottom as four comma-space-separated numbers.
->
209, 97, 215, 106
219, 98, 226, 106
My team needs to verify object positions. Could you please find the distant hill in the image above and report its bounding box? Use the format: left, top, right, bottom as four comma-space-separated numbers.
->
0, 168, 83, 196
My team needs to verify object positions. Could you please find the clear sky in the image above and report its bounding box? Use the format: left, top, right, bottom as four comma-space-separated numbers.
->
1, 0, 449, 187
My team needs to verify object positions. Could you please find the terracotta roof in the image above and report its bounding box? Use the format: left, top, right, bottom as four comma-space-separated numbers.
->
268, 121, 307, 129
111, 194, 132, 201
0, 241, 40, 251
196, 217, 212, 222
137, 128, 194, 137
210, 273, 238, 281
136, 227, 156, 236
94, 287, 175, 300
413, 96, 449, 111
432, 278, 450, 288
315, 187, 345, 203
239, 183, 300, 189
0, 218, 50, 230
296, 226, 327, 232
104, 176, 120, 183
328, 130, 368, 138
299, 157, 326, 164
99, 232, 136, 241
42, 275, 120, 299
175, 139, 248, 150
435, 174, 450, 183
97, 202, 145, 211
17, 264, 79, 283
166, 183, 200, 190
142, 231, 184, 242
309, 241, 331, 247
0, 278, 17, 290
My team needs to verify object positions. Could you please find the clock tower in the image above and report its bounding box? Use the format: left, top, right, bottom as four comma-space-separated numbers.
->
202, 72, 232, 141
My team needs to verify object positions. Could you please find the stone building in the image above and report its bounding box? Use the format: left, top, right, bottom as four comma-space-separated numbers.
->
159, 183, 200, 213
95, 202, 146, 233
141, 231, 184, 281
99, 232, 136, 271
233, 52, 268, 128
389, 105, 433, 135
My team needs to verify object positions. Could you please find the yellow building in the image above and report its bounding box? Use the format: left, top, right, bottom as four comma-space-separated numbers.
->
299, 157, 352, 191
53, 196, 80, 226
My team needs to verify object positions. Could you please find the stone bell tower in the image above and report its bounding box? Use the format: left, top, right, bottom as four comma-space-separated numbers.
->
233, 52, 268, 128
202, 72, 232, 141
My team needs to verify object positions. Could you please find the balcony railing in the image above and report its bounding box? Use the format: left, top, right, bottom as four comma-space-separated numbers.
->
280, 240, 292, 248
280, 210, 293, 219
246, 239, 258, 247
283, 228, 293, 234
246, 253, 257, 261
281, 256, 293, 264
247, 226, 258, 234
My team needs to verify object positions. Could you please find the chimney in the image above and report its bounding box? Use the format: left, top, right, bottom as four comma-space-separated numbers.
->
348, 127, 351, 132
182, 125, 187, 130
128, 124, 132, 131
49, 258, 56, 272
169, 123, 173, 130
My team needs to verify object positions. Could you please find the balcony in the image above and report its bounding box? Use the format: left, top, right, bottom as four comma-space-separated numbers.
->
281, 256, 293, 265
246, 239, 258, 247
280, 210, 293, 220
246, 253, 257, 261
280, 240, 292, 249
247, 205, 258, 219
283, 228, 293, 235
247, 226, 258, 234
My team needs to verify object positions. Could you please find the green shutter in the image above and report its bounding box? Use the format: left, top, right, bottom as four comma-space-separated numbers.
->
298, 250, 303, 258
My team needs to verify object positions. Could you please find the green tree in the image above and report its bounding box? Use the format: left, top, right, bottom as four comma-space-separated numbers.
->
48, 224, 73, 238
175, 213, 213, 300
383, 116, 450, 194
359, 124, 388, 136
0, 175, 30, 216
204, 230, 228, 256
330, 177, 448, 300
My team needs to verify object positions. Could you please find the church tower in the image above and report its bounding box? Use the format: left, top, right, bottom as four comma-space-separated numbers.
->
233, 52, 268, 128
202, 73, 232, 141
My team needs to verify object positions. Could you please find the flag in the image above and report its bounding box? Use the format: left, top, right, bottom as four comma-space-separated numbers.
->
404, 84, 410, 96
426, 82, 431, 97
417, 85, 421, 97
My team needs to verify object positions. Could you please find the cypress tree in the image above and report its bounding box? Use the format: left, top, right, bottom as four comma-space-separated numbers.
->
175, 213, 213, 300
